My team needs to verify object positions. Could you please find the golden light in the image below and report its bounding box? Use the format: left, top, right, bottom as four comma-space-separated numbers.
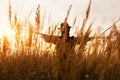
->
0, 24, 16, 50
0, 24, 15, 38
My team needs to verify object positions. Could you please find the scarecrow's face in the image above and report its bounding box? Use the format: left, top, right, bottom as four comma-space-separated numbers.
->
60, 23, 70, 35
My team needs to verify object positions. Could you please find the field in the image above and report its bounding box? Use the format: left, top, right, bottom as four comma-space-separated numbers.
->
0, 0, 120, 80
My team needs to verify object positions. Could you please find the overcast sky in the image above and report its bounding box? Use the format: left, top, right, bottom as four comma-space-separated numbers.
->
0, 0, 120, 31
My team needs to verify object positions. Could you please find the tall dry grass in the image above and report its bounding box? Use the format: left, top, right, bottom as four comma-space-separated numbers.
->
0, 0, 120, 80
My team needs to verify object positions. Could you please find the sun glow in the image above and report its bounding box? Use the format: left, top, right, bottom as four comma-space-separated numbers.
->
0, 24, 15, 40
0, 24, 16, 50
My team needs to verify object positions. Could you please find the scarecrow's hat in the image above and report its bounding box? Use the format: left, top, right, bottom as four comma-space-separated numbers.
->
58, 22, 71, 30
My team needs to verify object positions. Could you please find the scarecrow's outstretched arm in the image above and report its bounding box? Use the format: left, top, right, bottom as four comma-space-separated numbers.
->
74, 36, 104, 44
41, 34, 60, 44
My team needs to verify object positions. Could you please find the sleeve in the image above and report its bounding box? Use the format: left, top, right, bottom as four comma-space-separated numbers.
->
41, 34, 60, 44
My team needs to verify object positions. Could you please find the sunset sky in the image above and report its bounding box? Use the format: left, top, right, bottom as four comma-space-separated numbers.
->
0, 0, 120, 31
